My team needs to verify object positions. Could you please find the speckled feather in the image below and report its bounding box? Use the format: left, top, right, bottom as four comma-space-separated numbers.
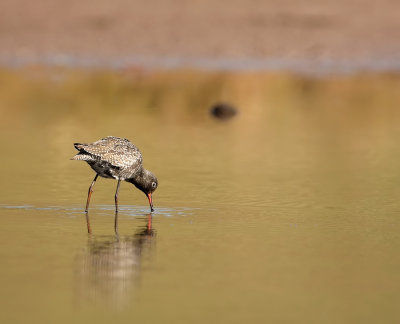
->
72, 136, 143, 180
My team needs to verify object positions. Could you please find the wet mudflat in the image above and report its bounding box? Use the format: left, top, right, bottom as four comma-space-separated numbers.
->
0, 68, 400, 323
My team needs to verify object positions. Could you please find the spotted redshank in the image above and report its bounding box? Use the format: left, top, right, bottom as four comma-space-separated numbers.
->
71, 136, 158, 214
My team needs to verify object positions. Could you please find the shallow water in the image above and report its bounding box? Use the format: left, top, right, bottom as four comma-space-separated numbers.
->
1, 69, 400, 323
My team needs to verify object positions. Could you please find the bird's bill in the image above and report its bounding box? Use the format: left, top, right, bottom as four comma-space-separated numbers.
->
147, 193, 154, 212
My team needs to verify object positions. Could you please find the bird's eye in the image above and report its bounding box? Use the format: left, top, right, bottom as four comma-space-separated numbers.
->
152, 182, 157, 188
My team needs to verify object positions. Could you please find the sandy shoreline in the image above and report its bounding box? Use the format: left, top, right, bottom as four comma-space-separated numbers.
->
1, 0, 400, 72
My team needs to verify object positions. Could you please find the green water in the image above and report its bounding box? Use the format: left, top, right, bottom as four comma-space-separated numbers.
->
1, 69, 400, 323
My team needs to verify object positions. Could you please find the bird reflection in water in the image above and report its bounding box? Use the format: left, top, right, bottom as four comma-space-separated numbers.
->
76, 213, 155, 308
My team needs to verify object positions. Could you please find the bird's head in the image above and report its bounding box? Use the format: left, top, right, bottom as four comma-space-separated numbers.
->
129, 169, 158, 212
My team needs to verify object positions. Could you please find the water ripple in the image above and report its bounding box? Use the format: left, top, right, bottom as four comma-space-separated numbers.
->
0, 204, 204, 218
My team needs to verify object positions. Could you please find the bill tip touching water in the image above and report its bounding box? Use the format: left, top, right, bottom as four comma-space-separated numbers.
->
71, 136, 158, 216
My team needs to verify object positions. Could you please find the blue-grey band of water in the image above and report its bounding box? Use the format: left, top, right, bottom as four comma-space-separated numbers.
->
1, 53, 400, 75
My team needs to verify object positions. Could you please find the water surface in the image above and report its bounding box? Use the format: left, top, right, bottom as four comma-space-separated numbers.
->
0, 69, 400, 323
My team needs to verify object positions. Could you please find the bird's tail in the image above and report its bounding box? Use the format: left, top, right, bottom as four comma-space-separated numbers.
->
74, 143, 85, 150
71, 143, 91, 161
70, 153, 92, 161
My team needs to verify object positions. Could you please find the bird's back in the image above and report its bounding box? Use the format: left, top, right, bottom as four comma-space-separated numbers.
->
72, 136, 143, 179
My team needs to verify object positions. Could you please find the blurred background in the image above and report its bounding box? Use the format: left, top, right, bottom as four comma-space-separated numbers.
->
1, 1, 400, 324
1, 0, 400, 70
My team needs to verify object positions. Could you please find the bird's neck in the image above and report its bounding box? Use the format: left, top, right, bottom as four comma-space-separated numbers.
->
128, 167, 148, 192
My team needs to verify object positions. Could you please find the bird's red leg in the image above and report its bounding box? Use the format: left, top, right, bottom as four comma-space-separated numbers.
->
114, 180, 121, 234
114, 211, 119, 235
114, 179, 121, 213
85, 212, 92, 234
85, 174, 99, 213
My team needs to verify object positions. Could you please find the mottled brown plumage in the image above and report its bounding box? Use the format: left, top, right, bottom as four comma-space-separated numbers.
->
72, 136, 158, 214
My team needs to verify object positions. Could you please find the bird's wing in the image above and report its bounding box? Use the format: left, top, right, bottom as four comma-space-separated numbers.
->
76, 137, 143, 168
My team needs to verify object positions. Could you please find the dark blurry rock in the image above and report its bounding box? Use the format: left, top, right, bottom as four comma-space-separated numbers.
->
210, 103, 238, 120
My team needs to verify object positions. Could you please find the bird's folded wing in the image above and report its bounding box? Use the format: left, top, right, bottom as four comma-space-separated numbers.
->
78, 137, 143, 168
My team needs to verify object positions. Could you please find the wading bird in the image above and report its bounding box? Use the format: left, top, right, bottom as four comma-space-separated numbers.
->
71, 136, 158, 214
